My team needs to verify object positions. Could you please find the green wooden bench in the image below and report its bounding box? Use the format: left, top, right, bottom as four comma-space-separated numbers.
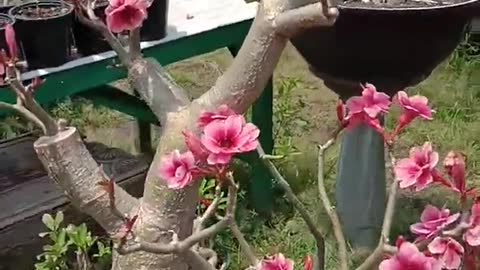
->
0, 0, 276, 214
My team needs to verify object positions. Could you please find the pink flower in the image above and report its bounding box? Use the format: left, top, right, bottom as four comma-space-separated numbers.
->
394, 142, 439, 191
345, 83, 391, 119
201, 115, 259, 165
379, 241, 442, 270
105, 0, 148, 33
5, 24, 17, 59
410, 205, 460, 239
198, 104, 236, 127
397, 91, 433, 120
159, 150, 197, 189
428, 237, 464, 269
443, 151, 467, 195
257, 253, 294, 270
464, 202, 480, 246
392, 91, 434, 137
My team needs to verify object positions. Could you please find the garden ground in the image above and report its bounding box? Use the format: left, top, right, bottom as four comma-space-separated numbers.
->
2, 39, 480, 269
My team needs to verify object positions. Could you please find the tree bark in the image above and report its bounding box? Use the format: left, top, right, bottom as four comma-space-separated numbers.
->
28, 1, 338, 269
33, 127, 140, 235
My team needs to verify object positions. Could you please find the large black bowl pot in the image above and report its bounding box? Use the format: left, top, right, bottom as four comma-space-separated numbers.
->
72, 0, 110, 56
140, 0, 168, 41
291, 0, 479, 98
10, 0, 74, 70
0, 13, 15, 54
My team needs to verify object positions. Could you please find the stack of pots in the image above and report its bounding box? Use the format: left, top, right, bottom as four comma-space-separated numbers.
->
0, 0, 168, 70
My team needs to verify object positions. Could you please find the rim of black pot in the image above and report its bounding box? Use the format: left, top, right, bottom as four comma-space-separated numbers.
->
9, 0, 74, 21
0, 13, 15, 29
336, 0, 478, 12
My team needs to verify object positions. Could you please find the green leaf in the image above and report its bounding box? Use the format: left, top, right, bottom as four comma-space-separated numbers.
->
57, 229, 67, 248
42, 214, 55, 231
54, 212, 64, 229
38, 232, 50, 238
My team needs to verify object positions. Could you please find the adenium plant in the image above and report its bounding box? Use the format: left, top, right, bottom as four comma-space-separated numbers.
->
1, 0, 477, 269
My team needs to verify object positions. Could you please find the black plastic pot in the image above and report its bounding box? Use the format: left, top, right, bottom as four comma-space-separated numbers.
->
72, 1, 110, 56
10, 0, 74, 69
291, 0, 479, 98
140, 0, 168, 41
0, 13, 14, 54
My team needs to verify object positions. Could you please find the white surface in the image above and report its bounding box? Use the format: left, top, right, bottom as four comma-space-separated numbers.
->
20, 0, 258, 81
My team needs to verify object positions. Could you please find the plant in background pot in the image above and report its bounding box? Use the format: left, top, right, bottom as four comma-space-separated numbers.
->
140, 0, 168, 41
9, 0, 74, 69
0, 0, 23, 14
72, 0, 110, 56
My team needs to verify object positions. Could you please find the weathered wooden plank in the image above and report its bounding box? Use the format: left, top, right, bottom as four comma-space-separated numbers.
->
0, 133, 149, 270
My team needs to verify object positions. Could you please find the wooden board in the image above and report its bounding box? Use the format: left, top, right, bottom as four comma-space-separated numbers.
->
0, 134, 149, 270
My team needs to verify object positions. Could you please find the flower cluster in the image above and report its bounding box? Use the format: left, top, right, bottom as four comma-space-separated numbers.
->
336, 83, 480, 270
337, 83, 434, 143
158, 84, 478, 269
158, 105, 259, 189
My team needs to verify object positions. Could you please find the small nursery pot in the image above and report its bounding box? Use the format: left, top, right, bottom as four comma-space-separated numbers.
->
140, 0, 168, 41
10, 0, 74, 69
72, 0, 110, 56
0, 13, 14, 53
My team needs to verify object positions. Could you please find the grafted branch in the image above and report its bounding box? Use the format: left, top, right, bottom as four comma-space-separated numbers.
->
128, 59, 190, 123
33, 127, 140, 234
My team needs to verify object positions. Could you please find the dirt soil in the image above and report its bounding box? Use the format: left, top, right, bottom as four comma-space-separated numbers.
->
14, 5, 70, 19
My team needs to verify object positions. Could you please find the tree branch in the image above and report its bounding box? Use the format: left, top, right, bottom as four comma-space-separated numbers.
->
129, 28, 142, 60
230, 221, 258, 266
198, 186, 223, 231
128, 59, 190, 123
258, 144, 326, 270
0, 100, 46, 133
317, 137, 348, 270
183, 249, 217, 270
194, 2, 338, 114
6, 65, 58, 135
33, 127, 140, 234
274, 2, 339, 37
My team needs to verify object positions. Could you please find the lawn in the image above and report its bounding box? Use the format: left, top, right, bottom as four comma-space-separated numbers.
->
1, 37, 479, 269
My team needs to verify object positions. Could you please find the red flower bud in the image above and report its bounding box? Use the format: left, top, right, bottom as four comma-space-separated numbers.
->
303, 255, 313, 270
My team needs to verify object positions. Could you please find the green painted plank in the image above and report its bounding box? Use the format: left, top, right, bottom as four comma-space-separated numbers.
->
0, 21, 252, 107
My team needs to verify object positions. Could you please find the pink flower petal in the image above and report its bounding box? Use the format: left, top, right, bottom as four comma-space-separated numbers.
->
345, 96, 366, 114
428, 237, 447, 254
5, 24, 17, 59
